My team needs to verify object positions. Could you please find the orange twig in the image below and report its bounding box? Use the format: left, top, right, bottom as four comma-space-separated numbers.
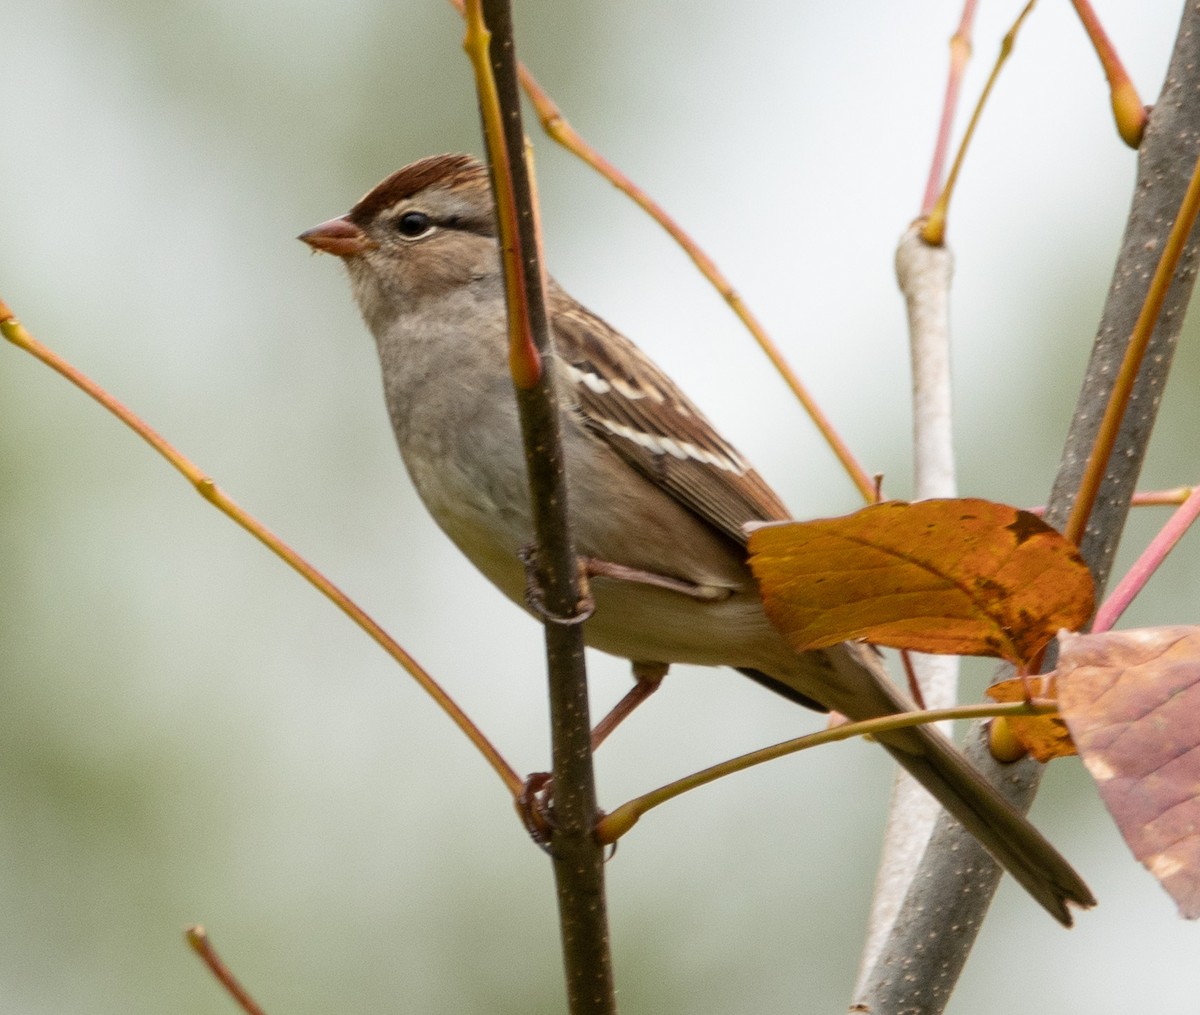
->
185, 925, 267, 1015
923, 0, 1038, 246
446, 0, 876, 504
1069, 0, 1146, 148
0, 300, 522, 798
461, 2, 541, 390
1063, 152, 1200, 546
595, 700, 1058, 844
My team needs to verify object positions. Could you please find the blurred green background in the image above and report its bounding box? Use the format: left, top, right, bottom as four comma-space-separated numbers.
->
2, 2, 1198, 1012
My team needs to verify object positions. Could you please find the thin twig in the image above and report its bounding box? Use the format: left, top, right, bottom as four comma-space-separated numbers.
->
923, 1, 1038, 246
1069, 0, 1147, 147
1092, 484, 1200, 632
185, 925, 267, 1015
444, 0, 877, 504
1028, 485, 1195, 515
921, 0, 979, 216
0, 301, 522, 797
595, 701, 1058, 844
1063, 148, 1200, 546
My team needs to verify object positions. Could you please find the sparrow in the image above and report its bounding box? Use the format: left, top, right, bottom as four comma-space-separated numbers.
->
299, 153, 1094, 924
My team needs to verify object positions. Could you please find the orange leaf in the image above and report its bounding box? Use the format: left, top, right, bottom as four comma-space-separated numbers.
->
747, 498, 1094, 667
986, 676, 1077, 761
1058, 626, 1200, 919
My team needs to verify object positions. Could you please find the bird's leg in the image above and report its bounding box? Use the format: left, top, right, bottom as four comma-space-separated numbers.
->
590, 662, 668, 751
516, 663, 667, 849
580, 557, 733, 602
518, 546, 732, 623
514, 546, 698, 846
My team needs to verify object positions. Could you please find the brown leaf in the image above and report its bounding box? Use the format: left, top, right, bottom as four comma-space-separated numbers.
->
986, 676, 1077, 762
747, 498, 1094, 667
1058, 626, 1200, 919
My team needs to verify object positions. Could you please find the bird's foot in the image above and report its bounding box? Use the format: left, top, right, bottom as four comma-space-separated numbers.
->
517, 545, 596, 626
516, 771, 556, 849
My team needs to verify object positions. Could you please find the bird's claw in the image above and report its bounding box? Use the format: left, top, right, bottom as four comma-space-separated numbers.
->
517, 545, 595, 626
517, 771, 557, 849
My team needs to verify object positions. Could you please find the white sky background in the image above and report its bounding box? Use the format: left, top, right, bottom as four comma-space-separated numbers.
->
1, 2, 1198, 1012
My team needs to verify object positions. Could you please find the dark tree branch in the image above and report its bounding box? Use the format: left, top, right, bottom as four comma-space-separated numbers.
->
474, 3, 617, 1013
855, 4, 1200, 1011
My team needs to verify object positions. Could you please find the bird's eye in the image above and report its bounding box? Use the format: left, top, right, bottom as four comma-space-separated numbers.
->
395, 211, 434, 238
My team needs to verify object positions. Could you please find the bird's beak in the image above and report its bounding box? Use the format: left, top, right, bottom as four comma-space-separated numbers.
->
298, 216, 376, 257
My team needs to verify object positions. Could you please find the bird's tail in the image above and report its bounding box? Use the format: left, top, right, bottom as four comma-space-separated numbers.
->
780, 643, 1095, 925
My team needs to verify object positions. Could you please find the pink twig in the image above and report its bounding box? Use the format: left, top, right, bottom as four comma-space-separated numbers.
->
1093, 485, 1200, 632
922, 0, 979, 215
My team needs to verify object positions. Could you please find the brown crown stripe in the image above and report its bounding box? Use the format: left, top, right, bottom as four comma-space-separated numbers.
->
349, 153, 488, 224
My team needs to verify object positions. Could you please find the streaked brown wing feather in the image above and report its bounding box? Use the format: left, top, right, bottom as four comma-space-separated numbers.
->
550, 295, 789, 546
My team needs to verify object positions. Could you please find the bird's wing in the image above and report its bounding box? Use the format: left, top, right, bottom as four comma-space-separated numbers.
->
551, 298, 790, 547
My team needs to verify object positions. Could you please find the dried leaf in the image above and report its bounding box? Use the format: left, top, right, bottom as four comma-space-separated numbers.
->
1058, 626, 1200, 919
986, 676, 1077, 761
747, 498, 1094, 667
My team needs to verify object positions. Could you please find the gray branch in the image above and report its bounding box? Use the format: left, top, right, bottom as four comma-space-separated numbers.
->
853, 4, 1200, 1011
